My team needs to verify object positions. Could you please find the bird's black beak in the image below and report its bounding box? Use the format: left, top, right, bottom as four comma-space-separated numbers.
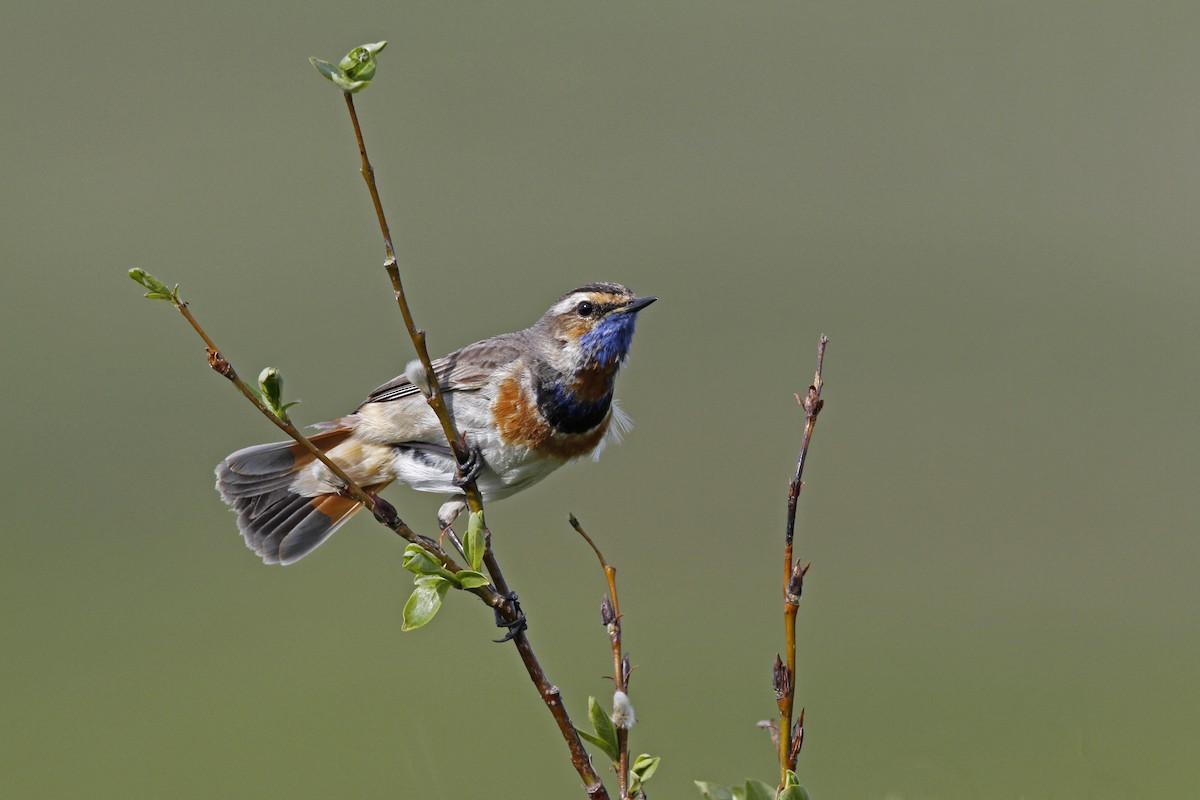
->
621, 295, 658, 313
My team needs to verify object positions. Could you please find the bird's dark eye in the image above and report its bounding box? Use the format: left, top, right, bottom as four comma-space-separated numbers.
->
575, 300, 595, 317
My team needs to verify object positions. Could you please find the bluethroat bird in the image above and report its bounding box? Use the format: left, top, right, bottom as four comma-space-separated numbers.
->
215, 282, 656, 565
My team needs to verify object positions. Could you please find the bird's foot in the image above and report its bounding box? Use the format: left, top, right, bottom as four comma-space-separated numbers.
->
452, 443, 483, 487
493, 592, 528, 643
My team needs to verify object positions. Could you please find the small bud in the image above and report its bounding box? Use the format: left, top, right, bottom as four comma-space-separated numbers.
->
600, 596, 615, 626
256, 366, 299, 422
621, 654, 632, 688
371, 495, 401, 529
796, 384, 824, 417
405, 358, 433, 397
258, 367, 283, 404
786, 558, 807, 604
789, 708, 805, 761
207, 348, 233, 378
772, 655, 792, 700
611, 690, 636, 730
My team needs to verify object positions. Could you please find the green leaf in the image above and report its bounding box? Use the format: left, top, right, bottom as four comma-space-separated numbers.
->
632, 754, 660, 783
339, 40, 387, 67
577, 729, 618, 760
308, 56, 367, 92
629, 753, 661, 793
778, 773, 810, 800
694, 782, 735, 800
342, 57, 375, 83
339, 40, 386, 81
401, 575, 449, 630
402, 543, 448, 576
744, 779, 775, 800
463, 511, 485, 571
584, 696, 620, 762
402, 543, 437, 573
454, 570, 490, 589
128, 268, 177, 302
310, 57, 342, 81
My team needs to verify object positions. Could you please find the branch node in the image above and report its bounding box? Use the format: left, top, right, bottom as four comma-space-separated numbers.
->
786, 557, 806, 603
206, 348, 234, 379
772, 654, 792, 701
370, 493, 400, 528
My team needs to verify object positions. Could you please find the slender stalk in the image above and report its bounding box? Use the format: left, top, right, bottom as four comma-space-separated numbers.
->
778, 335, 827, 784
342, 92, 483, 516
572, 516, 630, 798
572, 517, 624, 687
340, 90, 606, 799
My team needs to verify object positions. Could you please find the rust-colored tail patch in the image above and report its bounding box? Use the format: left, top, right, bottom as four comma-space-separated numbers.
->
215, 425, 386, 565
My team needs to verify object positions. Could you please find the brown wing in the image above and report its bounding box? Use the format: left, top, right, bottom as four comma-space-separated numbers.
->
358, 334, 524, 407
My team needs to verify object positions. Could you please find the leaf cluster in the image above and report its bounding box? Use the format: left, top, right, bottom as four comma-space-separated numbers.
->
400, 512, 489, 630
695, 771, 809, 800
129, 268, 179, 304
576, 696, 659, 798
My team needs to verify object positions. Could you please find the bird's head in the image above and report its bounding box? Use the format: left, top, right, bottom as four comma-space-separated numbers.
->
536, 282, 657, 372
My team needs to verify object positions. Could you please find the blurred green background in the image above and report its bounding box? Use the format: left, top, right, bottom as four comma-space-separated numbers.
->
3, 2, 1197, 798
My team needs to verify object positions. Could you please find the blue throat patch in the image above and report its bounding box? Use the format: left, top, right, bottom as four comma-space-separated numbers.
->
579, 313, 639, 368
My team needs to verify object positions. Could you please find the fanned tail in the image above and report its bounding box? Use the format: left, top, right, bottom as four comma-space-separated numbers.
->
214, 428, 388, 565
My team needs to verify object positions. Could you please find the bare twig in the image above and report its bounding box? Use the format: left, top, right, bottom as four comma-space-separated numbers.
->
340, 90, 607, 799
777, 334, 827, 785
342, 92, 483, 512
571, 515, 631, 798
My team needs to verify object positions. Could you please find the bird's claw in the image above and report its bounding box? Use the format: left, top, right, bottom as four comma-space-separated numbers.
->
452, 443, 483, 487
493, 592, 528, 643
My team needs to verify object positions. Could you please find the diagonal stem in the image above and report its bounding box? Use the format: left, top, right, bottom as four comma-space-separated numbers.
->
778, 334, 827, 784
341, 91, 482, 512
340, 90, 607, 799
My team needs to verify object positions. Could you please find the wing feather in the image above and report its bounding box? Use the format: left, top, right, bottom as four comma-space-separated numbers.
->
358, 335, 524, 407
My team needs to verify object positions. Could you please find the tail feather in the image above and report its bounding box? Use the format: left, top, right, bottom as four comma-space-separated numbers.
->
217, 471, 297, 501
214, 427, 383, 565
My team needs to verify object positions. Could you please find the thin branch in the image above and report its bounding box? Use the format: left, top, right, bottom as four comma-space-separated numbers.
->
571, 515, 630, 798
778, 334, 827, 784
340, 90, 607, 799
785, 334, 827, 551
342, 92, 482, 514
